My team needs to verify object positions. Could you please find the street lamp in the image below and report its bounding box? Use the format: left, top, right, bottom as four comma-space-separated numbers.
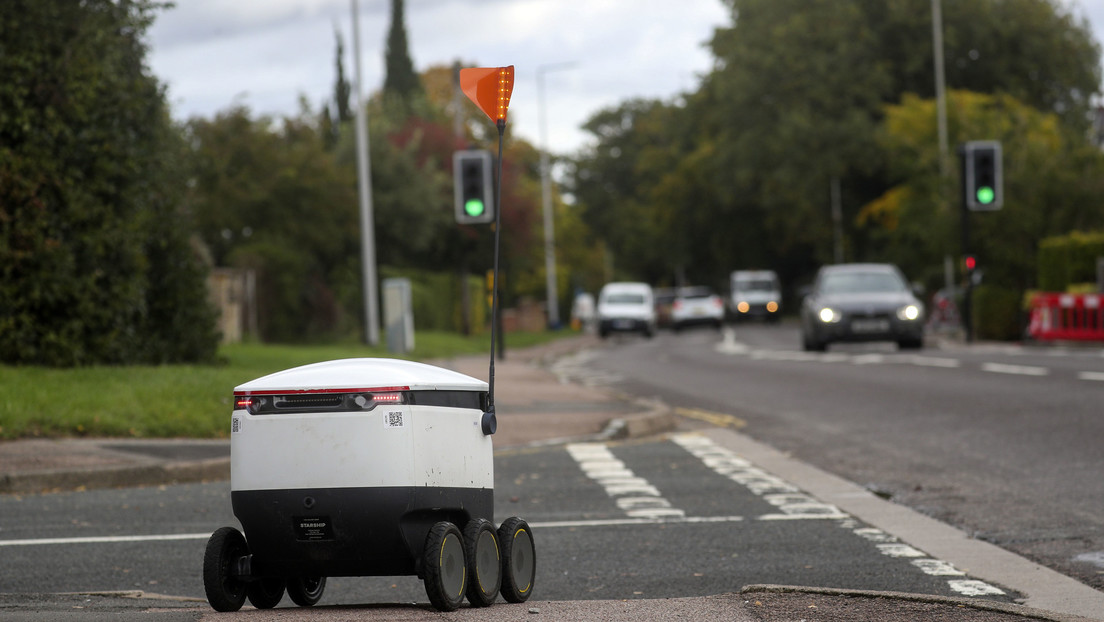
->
537, 61, 577, 329
351, 0, 379, 346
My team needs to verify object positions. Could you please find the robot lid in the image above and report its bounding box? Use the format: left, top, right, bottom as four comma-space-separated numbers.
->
234, 358, 487, 394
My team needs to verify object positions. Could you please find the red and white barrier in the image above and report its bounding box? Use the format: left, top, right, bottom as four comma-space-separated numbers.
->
1028, 292, 1104, 341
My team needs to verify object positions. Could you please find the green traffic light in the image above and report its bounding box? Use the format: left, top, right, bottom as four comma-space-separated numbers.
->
976, 186, 995, 204
464, 198, 485, 217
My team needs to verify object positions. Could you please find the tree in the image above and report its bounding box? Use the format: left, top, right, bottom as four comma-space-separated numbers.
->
572, 0, 1104, 296
332, 26, 352, 124
0, 0, 218, 366
382, 0, 424, 114
860, 90, 1104, 290
186, 107, 363, 342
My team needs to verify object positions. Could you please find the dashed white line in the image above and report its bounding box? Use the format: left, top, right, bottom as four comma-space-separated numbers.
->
567, 442, 685, 519
980, 362, 1048, 376
1078, 371, 1104, 382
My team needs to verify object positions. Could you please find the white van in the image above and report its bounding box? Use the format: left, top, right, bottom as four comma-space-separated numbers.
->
597, 282, 656, 338
729, 270, 782, 322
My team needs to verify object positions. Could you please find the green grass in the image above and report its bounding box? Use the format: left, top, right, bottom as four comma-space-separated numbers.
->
0, 329, 573, 440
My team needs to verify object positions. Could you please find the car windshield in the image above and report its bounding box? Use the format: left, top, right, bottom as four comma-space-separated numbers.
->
604, 293, 645, 304
735, 279, 775, 292
820, 271, 905, 294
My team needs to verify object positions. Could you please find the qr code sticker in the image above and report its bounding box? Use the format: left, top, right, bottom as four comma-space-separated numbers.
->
386, 411, 404, 428
231, 416, 242, 434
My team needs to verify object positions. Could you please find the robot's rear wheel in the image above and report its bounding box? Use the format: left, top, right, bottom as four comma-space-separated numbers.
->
246, 576, 285, 609
498, 517, 536, 603
286, 575, 326, 607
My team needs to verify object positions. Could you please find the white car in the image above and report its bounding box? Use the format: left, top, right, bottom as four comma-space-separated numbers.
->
671, 286, 724, 331
597, 282, 656, 338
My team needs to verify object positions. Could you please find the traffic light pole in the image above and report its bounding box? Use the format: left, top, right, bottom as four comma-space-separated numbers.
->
961, 190, 974, 343
484, 118, 507, 433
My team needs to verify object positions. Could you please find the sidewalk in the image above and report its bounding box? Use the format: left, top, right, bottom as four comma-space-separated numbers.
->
0, 334, 1097, 621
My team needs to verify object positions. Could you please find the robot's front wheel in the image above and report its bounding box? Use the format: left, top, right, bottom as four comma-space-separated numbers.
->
423, 521, 467, 611
463, 518, 501, 607
202, 527, 248, 612
286, 575, 326, 607
246, 576, 285, 609
498, 517, 536, 603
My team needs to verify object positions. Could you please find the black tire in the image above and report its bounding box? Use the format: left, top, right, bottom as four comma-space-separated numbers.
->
423, 521, 467, 611
246, 576, 285, 609
898, 338, 924, 350
498, 517, 535, 603
286, 575, 326, 607
802, 331, 826, 352
203, 527, 248, 612
463, 519, 501, 607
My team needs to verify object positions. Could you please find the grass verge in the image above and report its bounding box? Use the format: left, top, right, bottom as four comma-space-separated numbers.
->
0, 329, 575, 440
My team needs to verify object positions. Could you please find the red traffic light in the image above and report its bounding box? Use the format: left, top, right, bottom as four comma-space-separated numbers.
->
965, 255, 977, 271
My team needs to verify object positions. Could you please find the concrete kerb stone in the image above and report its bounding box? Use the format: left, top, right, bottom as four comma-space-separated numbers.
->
0, 454, 231, 495
741, 585, 1100, 622
596, 397, 678, 442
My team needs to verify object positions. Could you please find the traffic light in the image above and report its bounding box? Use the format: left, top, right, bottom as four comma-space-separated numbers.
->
963, 140, 1002, 211
453, 150, 494, 224
964, 255, 977, 271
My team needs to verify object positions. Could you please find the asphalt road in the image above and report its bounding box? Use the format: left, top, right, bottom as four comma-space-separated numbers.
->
560, 322, 1104, 592
0, 433, 1020, 607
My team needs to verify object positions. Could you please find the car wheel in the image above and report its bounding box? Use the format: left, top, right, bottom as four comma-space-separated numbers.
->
897, 338, 923, 350
802, 332, 826, 352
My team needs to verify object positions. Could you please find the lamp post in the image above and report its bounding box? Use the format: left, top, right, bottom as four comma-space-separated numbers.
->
537, 62, 577, 329
351, 0, 379, 346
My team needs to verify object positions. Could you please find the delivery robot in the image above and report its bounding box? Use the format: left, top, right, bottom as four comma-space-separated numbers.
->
202, 357, 536, 612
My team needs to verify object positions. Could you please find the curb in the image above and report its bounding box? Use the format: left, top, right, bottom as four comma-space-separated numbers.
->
741, 585, 1100, 622
0, 457, 230, 496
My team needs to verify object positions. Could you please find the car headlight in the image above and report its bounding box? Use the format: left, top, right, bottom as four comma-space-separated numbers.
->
818, 307, 841, 323
897, 304, 921, 321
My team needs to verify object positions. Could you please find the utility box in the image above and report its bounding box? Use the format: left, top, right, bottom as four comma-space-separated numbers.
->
383, 277, 414, 354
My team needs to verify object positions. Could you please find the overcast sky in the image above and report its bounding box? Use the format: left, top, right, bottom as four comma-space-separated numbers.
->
146, 0, 1104, 158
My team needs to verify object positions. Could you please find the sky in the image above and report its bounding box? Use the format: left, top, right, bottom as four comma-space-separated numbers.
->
146, 0, 1104, 158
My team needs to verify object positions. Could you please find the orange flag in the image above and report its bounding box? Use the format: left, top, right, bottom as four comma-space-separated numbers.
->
459, 66, 515, 123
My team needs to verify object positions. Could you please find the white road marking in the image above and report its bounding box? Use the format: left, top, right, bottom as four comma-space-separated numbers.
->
912, 559, 966, 576
877, 543, 927, 557
677, 436, 1005, 597
948, 580, 1006, 596
530, 515, 744, 529
0, 533, 209, 547
712, 339, 1104, 381
673, 435, 846, 520
906, 355, 961, 368
981, 362, 1048, 376
567, 442, 685, 519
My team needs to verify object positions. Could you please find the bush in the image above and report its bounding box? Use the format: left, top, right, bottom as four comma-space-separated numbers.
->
1037, 231, 1104, 291
973, 285, 1023, 341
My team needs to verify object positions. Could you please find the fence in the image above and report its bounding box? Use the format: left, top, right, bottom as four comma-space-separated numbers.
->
1027, 292, 1104, 342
